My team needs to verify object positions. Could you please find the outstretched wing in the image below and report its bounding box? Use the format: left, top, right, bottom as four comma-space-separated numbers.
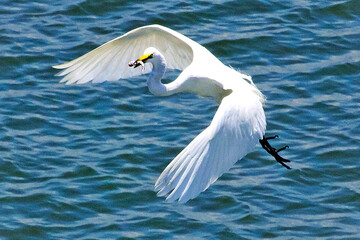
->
53, 25, 194, 84
154, 91, 266, 203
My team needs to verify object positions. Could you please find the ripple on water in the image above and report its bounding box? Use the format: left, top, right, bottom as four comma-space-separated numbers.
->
0, 0, 360, 239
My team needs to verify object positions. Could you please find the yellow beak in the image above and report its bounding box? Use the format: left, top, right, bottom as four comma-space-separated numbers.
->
128, 53, 153, 68
137, 53, 153, 62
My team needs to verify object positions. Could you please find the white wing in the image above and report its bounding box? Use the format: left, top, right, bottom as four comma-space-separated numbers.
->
155, 91, 266, 203
53, 25, 194, 84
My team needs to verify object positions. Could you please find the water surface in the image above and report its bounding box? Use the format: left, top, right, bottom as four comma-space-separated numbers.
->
1, 0, 360, 239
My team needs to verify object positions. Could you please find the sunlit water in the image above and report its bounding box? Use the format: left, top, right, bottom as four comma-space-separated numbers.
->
1, 0, 360, 239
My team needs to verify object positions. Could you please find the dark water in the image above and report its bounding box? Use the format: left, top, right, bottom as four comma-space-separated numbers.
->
1, 0, 360, 239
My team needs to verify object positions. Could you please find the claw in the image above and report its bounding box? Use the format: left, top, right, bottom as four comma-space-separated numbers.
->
275, 145, 289, 153
280, 158, 291, 163
265, 135, 279, 140
259, 136, 291, 169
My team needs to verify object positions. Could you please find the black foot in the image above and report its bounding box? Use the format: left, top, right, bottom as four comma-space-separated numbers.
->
259, 136, 291, 169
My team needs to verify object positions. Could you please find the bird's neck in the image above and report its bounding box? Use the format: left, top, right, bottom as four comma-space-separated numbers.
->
146, 58, 179, 96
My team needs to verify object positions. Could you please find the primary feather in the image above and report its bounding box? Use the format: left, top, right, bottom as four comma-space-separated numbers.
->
53, 25, 193, 84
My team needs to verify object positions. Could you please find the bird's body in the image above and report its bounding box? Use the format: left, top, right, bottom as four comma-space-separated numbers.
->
54, 24, 289, 203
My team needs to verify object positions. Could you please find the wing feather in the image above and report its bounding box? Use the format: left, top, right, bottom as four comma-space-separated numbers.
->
53, 25, 194, 84
155, 91, 266, 203
155, 131, 209, 197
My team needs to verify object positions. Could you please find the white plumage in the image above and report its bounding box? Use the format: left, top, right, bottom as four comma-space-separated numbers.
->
53, 24, 268, 203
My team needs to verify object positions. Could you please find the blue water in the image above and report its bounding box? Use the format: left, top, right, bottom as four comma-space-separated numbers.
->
1, 0, 360, 239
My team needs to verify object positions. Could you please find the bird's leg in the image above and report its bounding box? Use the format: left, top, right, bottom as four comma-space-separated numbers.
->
259, 136, 291, 169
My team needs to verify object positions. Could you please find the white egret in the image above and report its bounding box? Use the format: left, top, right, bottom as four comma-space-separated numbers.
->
53, 24, 290, 203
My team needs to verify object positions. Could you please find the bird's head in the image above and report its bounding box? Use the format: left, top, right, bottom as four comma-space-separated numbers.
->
128, 47, 158, 69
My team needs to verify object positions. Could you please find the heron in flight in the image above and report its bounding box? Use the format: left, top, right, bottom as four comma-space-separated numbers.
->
53, 25, 290, 203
